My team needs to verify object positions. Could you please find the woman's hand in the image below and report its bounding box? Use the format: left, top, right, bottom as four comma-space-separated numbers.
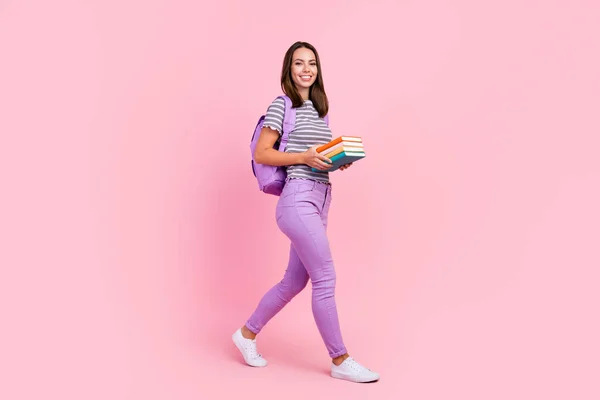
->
339, 163, 353, 171
303, 145, 333, 171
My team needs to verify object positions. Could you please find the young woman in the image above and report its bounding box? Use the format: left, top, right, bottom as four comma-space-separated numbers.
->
232, 41, 379, 383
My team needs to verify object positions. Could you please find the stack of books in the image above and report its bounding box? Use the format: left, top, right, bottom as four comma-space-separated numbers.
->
311, 136, 366, 172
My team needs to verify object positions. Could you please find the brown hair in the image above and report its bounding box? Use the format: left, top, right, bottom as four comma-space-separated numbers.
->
281, 41, 329, 118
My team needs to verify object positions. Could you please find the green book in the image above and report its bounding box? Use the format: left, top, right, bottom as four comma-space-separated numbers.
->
311, 150, 366, 172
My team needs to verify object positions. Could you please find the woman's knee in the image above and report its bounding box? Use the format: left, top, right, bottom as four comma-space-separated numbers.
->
292, 276, 309, 295
278, 277, 308, 301
312, 270, 336, 293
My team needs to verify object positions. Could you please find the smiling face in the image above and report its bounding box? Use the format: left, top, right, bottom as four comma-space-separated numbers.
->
290, 47, 318, 92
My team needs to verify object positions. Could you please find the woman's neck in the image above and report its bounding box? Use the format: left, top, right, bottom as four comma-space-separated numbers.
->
297, 87, 310, 101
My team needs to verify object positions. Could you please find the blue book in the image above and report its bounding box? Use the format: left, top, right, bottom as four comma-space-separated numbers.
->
311, 150, 366, 172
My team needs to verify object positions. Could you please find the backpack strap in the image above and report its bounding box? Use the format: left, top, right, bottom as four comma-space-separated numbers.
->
277, 95, 296, 152
324, 114, 329, 126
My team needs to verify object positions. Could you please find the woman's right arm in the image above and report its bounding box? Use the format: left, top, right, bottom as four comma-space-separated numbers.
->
254, 127, 332, 171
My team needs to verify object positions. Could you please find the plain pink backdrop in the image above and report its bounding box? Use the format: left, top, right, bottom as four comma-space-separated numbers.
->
1, 0, 599, 399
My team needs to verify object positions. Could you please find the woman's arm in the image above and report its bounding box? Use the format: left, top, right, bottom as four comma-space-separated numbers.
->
254, 127, 332, 171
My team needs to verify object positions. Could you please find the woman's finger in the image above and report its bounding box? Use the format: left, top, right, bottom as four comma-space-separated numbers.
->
318, 154, 332, 163
319, 160, 331, 169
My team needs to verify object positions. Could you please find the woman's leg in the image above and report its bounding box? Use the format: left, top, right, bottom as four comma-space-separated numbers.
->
276, 181, 348, 359
233, 239, 309, 367
245, 244, 309, 334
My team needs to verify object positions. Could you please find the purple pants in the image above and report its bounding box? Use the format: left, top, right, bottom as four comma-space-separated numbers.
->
246, 178, 348, 358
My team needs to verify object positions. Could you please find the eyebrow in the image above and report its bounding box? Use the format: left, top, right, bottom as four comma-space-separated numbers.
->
294, 59, 317, 62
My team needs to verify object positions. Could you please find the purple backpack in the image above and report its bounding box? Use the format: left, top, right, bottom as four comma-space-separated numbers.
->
250, 95, 329, 196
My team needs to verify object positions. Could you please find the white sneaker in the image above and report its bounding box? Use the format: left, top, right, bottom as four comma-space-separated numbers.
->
331, 357, 380, 383
232, 328, 268, 367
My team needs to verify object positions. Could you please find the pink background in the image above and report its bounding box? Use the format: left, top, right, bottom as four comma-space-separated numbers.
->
1, 0, 599, 399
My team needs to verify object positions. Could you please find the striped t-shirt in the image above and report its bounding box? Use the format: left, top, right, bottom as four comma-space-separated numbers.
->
263, 97, 332, 183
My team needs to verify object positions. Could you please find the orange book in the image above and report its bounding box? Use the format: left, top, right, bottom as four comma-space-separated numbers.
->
316, 136, 362, 153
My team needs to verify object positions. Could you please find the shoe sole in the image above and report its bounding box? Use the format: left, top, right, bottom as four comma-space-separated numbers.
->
331, 371, 379, 383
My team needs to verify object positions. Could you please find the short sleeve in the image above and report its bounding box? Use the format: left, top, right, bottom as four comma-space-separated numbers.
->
263, 97, 285, 136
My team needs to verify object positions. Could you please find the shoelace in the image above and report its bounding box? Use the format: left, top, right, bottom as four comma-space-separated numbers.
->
243, 340, 262, 360
344, 358, 367, 372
